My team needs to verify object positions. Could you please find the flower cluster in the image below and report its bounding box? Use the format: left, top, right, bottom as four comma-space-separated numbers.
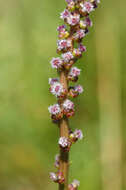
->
58, 129, 83, 151
48, 0, 100, 188
49, 81, 67, 98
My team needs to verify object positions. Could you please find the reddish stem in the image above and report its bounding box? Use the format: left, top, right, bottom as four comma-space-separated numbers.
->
59, 71, 69, 190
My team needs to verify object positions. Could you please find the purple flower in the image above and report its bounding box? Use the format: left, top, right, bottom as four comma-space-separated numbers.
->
60, 9, 70, 19
73, 48, 82, 57
80, 17, 93, 29
50, 82, 64, 97
48, 104, 61, 115
50, 57, 63, 69
49, 78, 59, 85
63, 99, 74, 111
67, 13, 80, 26
62, 51, 74, 62
74, 85, 84, 94
80, 1, 94, 13
57, 39, 72, 51
68, 179, 80, 189
85, 17, 93, 27
72, 179, 80, 187
59, 137, 69, 148
50, 172, 58, 182
78, 43, 86, 52
69, 67, 81, 77
74, 29, 86, 40
74, 129, 83, 140
57, 25, 66, 32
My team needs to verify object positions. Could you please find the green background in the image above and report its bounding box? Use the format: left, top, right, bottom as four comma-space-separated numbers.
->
0, 0, 125, 190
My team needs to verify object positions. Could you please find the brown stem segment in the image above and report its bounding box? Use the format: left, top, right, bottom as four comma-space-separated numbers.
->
59, 71, 69, 190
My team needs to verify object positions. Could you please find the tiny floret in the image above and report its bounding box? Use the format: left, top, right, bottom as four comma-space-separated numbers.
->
50, 82, 64, 97
62, 52, 74, 63
57, 39, 72, 51
59, 137, 69, 148
85, 17, 93, 27
60, 9, 70, 19
75, 85, 84, 94
67, 13, 80, 26
69, 67, 81, 77
74, 29, 86, 40
49, 78, 59, 85
72, 179, 80, 187
63, 99, 74, 110
50, 57, 63, 69
50, 172, 58, 182
68, 179, 80, 190
57, 25, 66, 32
48, 104, 61, 115
74, 129, 83, 140
80, 1, 94, 13
78, 43, 86, 52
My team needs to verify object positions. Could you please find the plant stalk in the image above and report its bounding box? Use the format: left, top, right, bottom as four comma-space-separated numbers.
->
59, 71, 69, 190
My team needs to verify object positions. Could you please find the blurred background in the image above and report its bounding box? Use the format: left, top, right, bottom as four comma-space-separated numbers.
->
0, 0, 125, 190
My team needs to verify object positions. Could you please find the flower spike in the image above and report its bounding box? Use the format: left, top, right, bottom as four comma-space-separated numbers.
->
48, 0, 100, 189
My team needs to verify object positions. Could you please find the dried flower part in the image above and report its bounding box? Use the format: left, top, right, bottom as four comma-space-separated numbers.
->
50, 57, 63, 69
68, 179, 80, 190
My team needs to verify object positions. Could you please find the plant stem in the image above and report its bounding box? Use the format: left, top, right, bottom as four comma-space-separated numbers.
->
59, 71, 69, 190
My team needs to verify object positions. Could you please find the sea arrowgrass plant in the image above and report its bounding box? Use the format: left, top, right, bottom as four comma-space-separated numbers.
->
48, 0, 100, 189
